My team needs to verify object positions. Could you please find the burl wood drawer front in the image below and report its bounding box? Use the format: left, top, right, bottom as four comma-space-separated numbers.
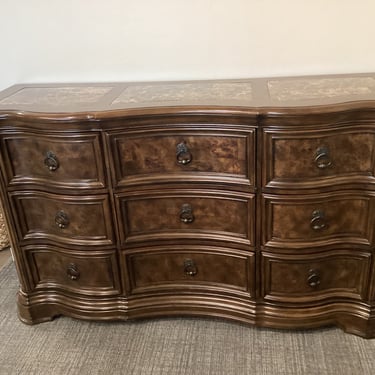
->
263, 192, 375, 248
25, 247, 121, 296
0, 132, 106, 190
116, 190, 254, 246
109, 129, 255, 187
263, 128, 375, 189
262, 251, 371, 302
10, 191, 114, 246
125, 248, 255, 296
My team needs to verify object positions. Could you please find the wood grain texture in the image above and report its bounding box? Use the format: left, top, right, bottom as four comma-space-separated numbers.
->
109, 126, 255, 188
114, 133, 248, 178
125, 248, 254, 296
25, 246, 121, 295
0, 132, 106, 190
263, 127, 375, 189
117, 190, 254, 246
10, 191, 114, 247
262, 192, 375, 248
262, 251, 371, 303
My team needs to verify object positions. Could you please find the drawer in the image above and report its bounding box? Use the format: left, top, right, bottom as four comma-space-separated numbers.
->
109, 128, 255, 187
263, 128, 375, 189
25, 246, 121, 296
10, 191, 114, 246
263, 192, 375, 248
0, 132, 106, 190
116, 190, 254, 246
125, 247, 255, 296
262, 251, 371, 302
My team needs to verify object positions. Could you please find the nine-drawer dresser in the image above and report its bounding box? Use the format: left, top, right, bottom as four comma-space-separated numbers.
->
1, 73, 375, 337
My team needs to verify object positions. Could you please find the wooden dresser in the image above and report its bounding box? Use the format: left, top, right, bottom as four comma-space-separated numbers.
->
1, 73, 375, 338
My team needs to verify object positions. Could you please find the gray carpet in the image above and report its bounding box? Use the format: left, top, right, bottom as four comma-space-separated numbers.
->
1, 260, 375, 375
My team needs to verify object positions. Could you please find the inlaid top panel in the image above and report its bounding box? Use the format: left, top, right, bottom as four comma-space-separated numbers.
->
112, 82, 253, 105
0, 86, 114, 107
268, 76, 375, 103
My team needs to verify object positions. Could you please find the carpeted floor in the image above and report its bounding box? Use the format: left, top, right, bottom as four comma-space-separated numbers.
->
1, 260, 375, 375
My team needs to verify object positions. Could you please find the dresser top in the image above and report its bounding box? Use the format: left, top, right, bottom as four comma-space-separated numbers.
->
1, 73, 375, 114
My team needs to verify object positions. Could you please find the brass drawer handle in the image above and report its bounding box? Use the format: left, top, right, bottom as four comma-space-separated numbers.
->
310, 209, 326, 231
67, 263, 80, 281
307, 269, 320, 288
176, 141, 192, 165
184, 259, 198, 276
55, 210, 70, 229
180, 204, 194, 224
315, 146, 332, 169
44, 151, 60, 171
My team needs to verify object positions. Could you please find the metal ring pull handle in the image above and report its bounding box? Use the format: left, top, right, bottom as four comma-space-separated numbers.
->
67, 263, 80, 281
44, 151, 60, 171
307, 269, 320, 288
184, 259, 198, 276
55, 210, 70, 229
310, 209, 326, 231
179, 204, 194, 224
176, 142, 192, 165
315, 146, 332, 169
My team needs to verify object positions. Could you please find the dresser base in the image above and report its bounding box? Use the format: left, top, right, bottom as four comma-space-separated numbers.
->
17, 290, 375, 338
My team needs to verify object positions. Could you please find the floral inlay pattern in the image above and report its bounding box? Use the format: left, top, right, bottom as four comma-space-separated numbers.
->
0, 87, 113, 106
112, 82, 253, 104
268, 77, 375, 102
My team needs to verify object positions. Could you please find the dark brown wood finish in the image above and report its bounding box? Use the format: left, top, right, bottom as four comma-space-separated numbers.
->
109, 127, 255, 188
24, 246, 121, 296
262, 250, 371, 303
263, 127, 375, 190
262, 192, 375, 249
10, 191, 114, 247
2, 73, 375, 338
125, 247, 254, 296
0, 131, 106, 191
116, 189, 254, 247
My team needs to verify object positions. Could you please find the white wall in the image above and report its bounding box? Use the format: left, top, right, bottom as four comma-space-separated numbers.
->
1, 0, 375, 90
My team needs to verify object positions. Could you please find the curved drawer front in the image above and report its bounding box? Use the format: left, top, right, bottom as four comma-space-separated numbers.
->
11, 191, 114, 246
125, 248, 255, 296
263, 128, 375, 189
116, 191, 254, 246
0, 132, 106, 190
109, 129, 255, 187
262, 251, 371, 302
25, 247, 121, 296
263, 192, 375, 248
